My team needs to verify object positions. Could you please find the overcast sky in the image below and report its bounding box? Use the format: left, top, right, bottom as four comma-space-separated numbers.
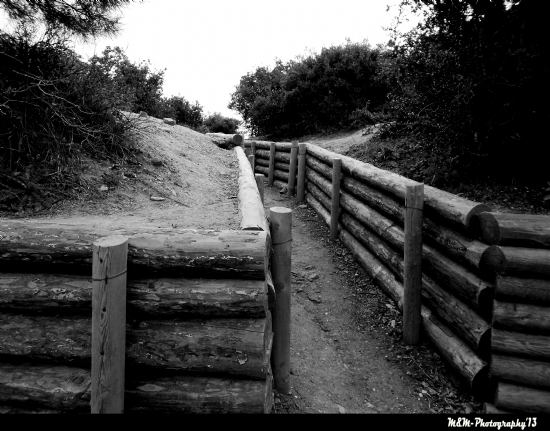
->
2, 0, 421, 120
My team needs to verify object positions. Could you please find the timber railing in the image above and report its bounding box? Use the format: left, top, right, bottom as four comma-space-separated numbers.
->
0, 142, 292, 414
247, 138, 550, 415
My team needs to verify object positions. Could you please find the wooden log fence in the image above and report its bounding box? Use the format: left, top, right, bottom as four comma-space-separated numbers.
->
0, 147, 289, 414
251, 139, 550, 413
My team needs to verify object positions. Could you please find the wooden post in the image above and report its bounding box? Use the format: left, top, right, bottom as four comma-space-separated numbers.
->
296, 143, 307, 202
270, 207, 292, 393
255, 173, 265, 204
330, 158, 342, 240
403, 183, 424, 345
287, 141, 299, 197
268, 142, 276, 187
91, 235, 128, 414
248, 154, 255, 173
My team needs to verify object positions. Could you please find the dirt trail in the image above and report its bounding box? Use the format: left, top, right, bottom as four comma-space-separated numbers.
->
264, 185, 480, 414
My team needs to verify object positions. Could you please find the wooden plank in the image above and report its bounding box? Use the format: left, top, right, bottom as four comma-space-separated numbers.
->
493, 300, 550, 334
404, 183, 424, 345
0, 273, 268, 318
492, 329, 550, 361
0, 363, 273, 413
478, 212, 550, 248
482, 245, 550, 277
0, 221, 268, 279
495, 275, 550, 304
236, 146, 269, 232
296, 143, 307, 202
305, 144, 491, 232
0, 314, 272, 379
270, 207, 292, 393
91, 235, 128, 413
330, 158, 342, 240
287, 141, 299, 197
495, 381, 550, 414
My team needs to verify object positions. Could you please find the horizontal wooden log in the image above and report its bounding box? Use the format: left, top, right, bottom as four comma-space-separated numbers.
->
495, 381, 550, 414
305, 168, 492, 312
0, 363, 273, 413
235, 146, 269, 232
255, 165, 289, 183
482, 246, 550, 277
302, 193, 489, 388
495, 275, 550, 304
0, 274, 268, 318
340, 212, 490, 353
482, 403, 512, 414
420, 306, 487, 391
493, 300, 550, 334
478, 212, 550, 248
304, 192, 341, 234
0, 313, 272, 379
305, 155, 335, 180
338, 228, 486, 388
0, 221, 267, 279
254, 149, 291, 163
245, 140, 292, 152
206, 133, 244, 149
307, 159, 489, 272
305, 144, 491, 232
491, 353, 550, 389
255, 157, 270, 167
492, 329, 550, 361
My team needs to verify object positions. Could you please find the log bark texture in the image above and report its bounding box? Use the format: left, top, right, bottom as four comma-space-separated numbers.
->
304, 192, 341, 234
0, 363, 273, 413
206, 133, 244, 149
254, 149, 291, 164
245, 140, 292, 152
305, 168, 493, 312
481, 245, 550, 277
495, 275, 550, 304
0, 313, 272, 379
491, 329, 550, 361
305, 144, 491, 232
491, 353, 550, 389
235, 146, 269, 232
477, 212, 550, 248
493, 301, 550, 334
0, 221, 267, 279
495, 381, 550, 414
340, 212, 490, 353
0, 274, 268, 318
303, 189, 488, 387
255, 165, 288, 182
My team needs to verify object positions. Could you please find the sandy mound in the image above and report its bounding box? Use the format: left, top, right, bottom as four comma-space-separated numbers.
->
24, 115, 240, 230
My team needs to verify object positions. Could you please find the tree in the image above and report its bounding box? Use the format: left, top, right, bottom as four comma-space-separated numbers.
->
0, 0, 135, 38
203, 112, 240, 134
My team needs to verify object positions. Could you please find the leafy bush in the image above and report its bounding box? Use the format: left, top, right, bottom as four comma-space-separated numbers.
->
203, 112, 240, 134
229, 41, 389, 138
381, 0, 550, 186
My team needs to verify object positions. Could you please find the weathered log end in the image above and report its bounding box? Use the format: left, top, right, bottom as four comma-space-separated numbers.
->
464, 203, 492, 233
481, 246, 506, 274
477, 212, 501, 245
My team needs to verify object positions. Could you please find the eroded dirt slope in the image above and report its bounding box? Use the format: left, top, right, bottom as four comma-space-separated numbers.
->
9, 115, 240, 230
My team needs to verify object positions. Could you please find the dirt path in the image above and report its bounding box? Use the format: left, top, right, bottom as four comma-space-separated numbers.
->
264, 185, 480, 414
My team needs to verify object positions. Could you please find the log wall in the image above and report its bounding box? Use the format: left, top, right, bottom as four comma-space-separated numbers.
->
0, 145, 277, 414
256, 139, 550, 414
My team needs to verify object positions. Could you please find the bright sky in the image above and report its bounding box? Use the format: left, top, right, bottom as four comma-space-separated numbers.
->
1, 0, 421, 120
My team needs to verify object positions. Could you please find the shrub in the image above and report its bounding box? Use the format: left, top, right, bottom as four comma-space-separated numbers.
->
203, 112, 240, 134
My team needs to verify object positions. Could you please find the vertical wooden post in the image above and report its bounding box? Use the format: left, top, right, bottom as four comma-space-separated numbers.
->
270, 207, 292, 393
403, 183, 424, 345
296, 143, 307, 202
251, 141, 257, 163
248, 154, 255, 173
287, 141, 299, 197
330, 158, 342, 240
255, 173, 265, 204
91, 235, 128, 414
268, 142, 276, 187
